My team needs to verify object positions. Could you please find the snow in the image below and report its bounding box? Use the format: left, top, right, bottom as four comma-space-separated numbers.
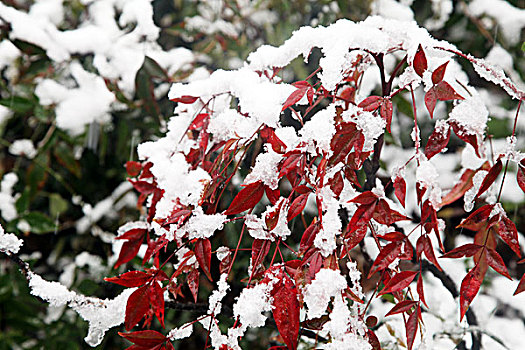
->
233, 280, 273, 328
304, 268, 348, 319
0, 224, 23, 255
449, 94, 488, 139
9, 139, 37, 159
0, 172, 18, 221
244, 148, 281, 189
179, 207, 227, 240
168, 323, 193, 340
371, 0, 414, 22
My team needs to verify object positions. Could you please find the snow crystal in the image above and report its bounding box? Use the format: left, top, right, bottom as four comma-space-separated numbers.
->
0, 172, 18, 221
207, 274, 230, 315
461, 144, 485, 170
0, 39, 21, 70
9, 139, 37, 159
449, 94, 488, 138
180, 207, 226, 240
463, 170, 488, 212
0, 224, 23, 255
168, 323, 193, 340
304, 269, 348, 319
233, 282, 273, 328
244, 148, 282, 189
207, 109, 259, 141
299, 104, 337, 154
216, 246, 231, 261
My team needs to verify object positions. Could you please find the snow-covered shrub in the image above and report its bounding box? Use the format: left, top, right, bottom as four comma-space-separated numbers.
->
2, 1, 525, 350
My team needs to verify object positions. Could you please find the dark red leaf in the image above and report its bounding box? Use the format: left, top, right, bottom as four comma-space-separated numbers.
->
187, 269, 199, 302
417, 274, 428, 308
170, 95, 198, 104
287, 194, 309, 222
425, 122, 451, 159
308, 251, 323, 278
449, 121, 481, 157
476, 159, 502, 199
385, 300, 418, 317
431, 61, 449, 84
329, 122, 360, 165
417, 235, 442, 270
265, 186, 280, 206
485, 247, 511, 279
457, 204, 495, 231
367, 329, 381, 350
350, 191, 378, 205
440, 168, 478, 206
260, 127, 286, 154
440, 243, 483, 258
373, 199, 410, 225
149, 282, 165, 327
105, 271, 151, 287
460, 265, 483, 321
518, 161, 525, 193
434, 81, 464, 101
282, 86, 308, 112
126, 161, 142, 177
116, 228, 147, 241
344, 222, 368, 250
348, 202, 377, 234
393, 176, 406, 207
271, 274, 300, 350
514, 274, 525, 295
252, 239, 272, 269
414, 44, 427, 77
358, 96, 382, 111
406, 305, 420, 350
380, 98, 393, 133
195, 239, 212, 281
224, 181, 265, 215
424, 88, 437, 119
130, 180, 156, 195
339, 86, 355, 103
125, 286, 150, 330
369, 241, 403, 277
379, 270, 418, 295
496, 214, 521, 257
115, 238, 144, 269
119, 330, 166, 347
299, 221, 321, 253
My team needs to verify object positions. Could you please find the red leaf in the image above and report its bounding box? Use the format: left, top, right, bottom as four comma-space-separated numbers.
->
417, 274, 428, 308
406, 305, 420, 350
380, 98, 393, 133
373, 199, 409, 225
496, 213, 521, 257
518, 160, 525, 193
224, 181, 265, 215
514, 274, 525, 295
287, 194, 309, 222
431, 61, 449, 84
459, 265, 483, 321
379, 270, 418, 295
126, 161, 142, 177
265, 186, 280, 206
282, 86, 308, 112
440, 243, 483, 258
348, 202, 377, 234
449, 121, 481, 157
367, 329, 381, 350
195, 239, 212, 281
485, 247, 511, 279
393, 176, 406, 207
344, 222, 368, 250
350, 191, 378, 205
413, 44, 427, 77
425, 122, 451, 159
119, 330, 166, 347
417, 235, 442, 270
260, 127, 286, 154
271, 274, 300, 350
441, 168, 479, 206
339, 86, 355, 103
252, 239, 272, 268
328, 122, 360, 165
424, 88, 437, 119
385, 300, 418, 317
105, 271, 151, 287
130, 180, 156, 195
187, 269, 200, 303
115, 238, 144, 269
369, 241, 403, 277
116, 228, 147, 241
435, 81, 464, 101
457, 204, 495, 231
170, 95, 198, 104
358, 96, 382, 111
299, 221, 321, 253
149, 282, 165, 327
475, 159, 502, 198
125, 286, 150, 330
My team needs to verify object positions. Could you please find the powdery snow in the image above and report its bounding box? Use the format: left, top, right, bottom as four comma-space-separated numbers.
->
0, 224, 23, 255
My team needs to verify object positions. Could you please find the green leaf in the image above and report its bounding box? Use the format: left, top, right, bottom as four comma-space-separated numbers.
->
49, 193, 68, 218
0, 96, 34, 114
53, 142, 81, 178
522, 42, 525, 52
20, 212, 57, 234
